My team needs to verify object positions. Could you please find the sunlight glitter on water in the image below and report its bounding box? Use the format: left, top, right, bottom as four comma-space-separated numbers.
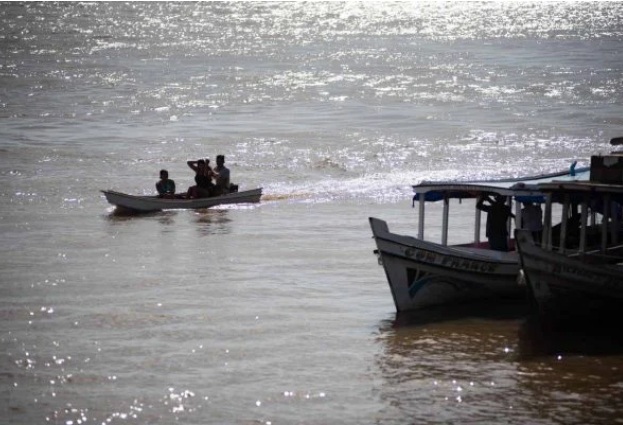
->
2, 2, 622, 424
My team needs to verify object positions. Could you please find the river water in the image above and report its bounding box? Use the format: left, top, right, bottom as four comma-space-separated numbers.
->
1, 2, 623, 424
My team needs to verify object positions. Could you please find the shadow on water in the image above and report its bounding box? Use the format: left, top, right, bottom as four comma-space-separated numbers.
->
518, 313, 623, 358
373, 301, 528, 423
103, 207, 233, 235
383, 300, 623, 358
104, 208, 178, 225
193, 208, 232, 236
373, 305, 623, 423
387, 299, 530, 329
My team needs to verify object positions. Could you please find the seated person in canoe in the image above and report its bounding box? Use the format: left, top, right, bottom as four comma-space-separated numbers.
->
156, 169, 176, 198
212, 154, 231, 196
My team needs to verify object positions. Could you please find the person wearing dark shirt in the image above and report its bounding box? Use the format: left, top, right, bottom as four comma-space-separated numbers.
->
186, 158, 215, 198
156, 169, 175, 198
477, 194, 515, 251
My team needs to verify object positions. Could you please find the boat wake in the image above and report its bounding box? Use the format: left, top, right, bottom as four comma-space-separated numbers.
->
260, 192, 314, 202
260, 172, 422, 204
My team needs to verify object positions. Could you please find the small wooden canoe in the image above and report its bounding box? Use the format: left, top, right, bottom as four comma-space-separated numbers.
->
102, 188, 262, 213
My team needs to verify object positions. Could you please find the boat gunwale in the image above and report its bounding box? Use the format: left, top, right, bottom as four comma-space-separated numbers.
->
370, 217, 518, 265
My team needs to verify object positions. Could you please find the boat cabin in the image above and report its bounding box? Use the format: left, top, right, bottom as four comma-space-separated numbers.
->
412, 166, 591, 250
526, 154, 623, 262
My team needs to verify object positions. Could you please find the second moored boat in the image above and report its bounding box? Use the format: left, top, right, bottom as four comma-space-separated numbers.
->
516, 146, 623, 327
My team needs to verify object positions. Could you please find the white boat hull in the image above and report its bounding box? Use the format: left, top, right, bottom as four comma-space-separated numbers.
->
516, 229, 623, 323
370, 217, 523, 312
102, 188, 262, 212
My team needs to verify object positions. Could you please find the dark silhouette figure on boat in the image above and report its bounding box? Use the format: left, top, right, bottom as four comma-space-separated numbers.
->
521, 202, 543, 242
186, 159, 215, 198
477, 193, 515, 251
156, 169, 176, 198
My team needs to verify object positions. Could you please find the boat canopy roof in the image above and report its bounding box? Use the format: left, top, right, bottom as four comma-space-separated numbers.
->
534, 180, 623, 204
413, 167, 590, 203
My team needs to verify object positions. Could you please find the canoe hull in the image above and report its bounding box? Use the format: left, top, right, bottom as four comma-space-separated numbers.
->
102, 188, 262, 212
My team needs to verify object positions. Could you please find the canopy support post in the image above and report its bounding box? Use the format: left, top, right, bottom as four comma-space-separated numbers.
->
515, 199, 522, 235
442, 196, 449, 246
474, 202, 481, 245
579, 197, 588, 253
543, 194, 553, 250
559, 195, 569, 254
613, 201, 620, 245
418, 196, 425, 239
602, 194, 610, 253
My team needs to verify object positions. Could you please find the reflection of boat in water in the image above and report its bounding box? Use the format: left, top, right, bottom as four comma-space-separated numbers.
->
518, 314, 623, 357
390, 299, 528, 327
374, 307, 623, 424
516, 146, 623, 328
101, 188, 262, 213
374, 305, 525, 423
370, 166, 589, 313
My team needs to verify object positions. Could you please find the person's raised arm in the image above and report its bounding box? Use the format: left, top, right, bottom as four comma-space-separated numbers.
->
476, 194, 493, 212
187, 160, 199, 172
476, 194, 486, 210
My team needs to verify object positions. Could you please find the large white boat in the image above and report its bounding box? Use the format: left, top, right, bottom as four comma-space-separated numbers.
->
516, 153, 623, 326
370, 166, 590, 313
102, 188, 262, 213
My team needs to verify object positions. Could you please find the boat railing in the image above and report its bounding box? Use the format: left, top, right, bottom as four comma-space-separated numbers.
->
564, 243, 623, 265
